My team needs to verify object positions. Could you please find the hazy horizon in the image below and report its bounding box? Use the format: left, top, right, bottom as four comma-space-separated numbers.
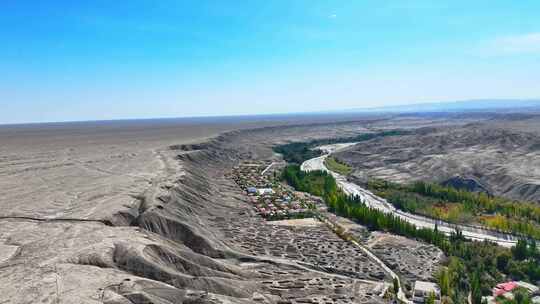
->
2, 1, 540, 124
1, 99, 539, 126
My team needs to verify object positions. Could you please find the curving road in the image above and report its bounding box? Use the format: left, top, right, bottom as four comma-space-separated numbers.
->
301, 144, 519, 248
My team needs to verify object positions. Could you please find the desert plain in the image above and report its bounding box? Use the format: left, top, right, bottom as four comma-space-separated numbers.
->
0, 112, 539, 304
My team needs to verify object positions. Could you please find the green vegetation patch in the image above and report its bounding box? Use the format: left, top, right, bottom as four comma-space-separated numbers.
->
324, 157, 353, 175
273, 130, 411, 164
367, 179, 540, 239
273, 142, 322, 164
281, 165, 540, 303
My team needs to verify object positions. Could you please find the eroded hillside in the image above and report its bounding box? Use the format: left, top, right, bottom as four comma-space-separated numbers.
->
4, 114, 514, 303
335, 116, 540, 203
1, 119, 405, 304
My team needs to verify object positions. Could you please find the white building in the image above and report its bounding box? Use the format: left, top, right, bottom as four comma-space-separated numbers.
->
516, 281, 540, 294
257, 188, 274, 195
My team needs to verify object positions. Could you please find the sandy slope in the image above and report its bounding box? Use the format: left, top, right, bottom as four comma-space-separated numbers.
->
0, 114, 507, 303
0, 117, 394, 304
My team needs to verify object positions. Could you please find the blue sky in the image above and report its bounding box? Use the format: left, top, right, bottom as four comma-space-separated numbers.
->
1, 1, 540, 124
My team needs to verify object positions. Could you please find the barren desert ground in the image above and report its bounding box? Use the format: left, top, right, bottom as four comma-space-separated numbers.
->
1, 113, 539, 304
0, 115, 395, 304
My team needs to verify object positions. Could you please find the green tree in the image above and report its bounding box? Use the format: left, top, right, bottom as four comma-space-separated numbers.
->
496, 252, 511, 272
438, 268, 451, 297
512, 239, 529, 261
514, 288, 531, 304
528, 239, 538, 259
471, 271, 482, 304
426, 292, 436, 304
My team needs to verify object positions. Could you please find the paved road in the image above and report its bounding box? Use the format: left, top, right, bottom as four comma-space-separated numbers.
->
301, 144, 519, 248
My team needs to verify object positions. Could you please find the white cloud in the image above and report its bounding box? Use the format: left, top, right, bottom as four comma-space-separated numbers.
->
488, 33, 540, 54
328, 14, 337, 19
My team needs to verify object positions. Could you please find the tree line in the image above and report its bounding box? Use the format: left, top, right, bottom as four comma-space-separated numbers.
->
274, 130, 411, 164
281, 165, 540, 304
368, 179, 540, 239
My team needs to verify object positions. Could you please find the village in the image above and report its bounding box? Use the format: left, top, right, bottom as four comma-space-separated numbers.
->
217, 161, 393, 303
225, 160, 540, 304
228, 161, 326, 221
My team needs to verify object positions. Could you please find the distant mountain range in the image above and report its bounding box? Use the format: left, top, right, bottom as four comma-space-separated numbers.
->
348, 99, 540, 113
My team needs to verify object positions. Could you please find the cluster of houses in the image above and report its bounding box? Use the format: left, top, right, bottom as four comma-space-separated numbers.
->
230, 162, 325, 220
411, 277, 540, 304
483, 281, 540, 304
229, 162, 540, 304
246, 187, 316, 220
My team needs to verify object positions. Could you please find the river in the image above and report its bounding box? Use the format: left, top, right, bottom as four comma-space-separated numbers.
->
300, 143, 519, 248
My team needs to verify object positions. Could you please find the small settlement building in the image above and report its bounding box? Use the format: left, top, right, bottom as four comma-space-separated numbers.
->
515, 281, 540, 294
412, 281, 441, 304
490, 281, 540, 302
256, 188, 274, 196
